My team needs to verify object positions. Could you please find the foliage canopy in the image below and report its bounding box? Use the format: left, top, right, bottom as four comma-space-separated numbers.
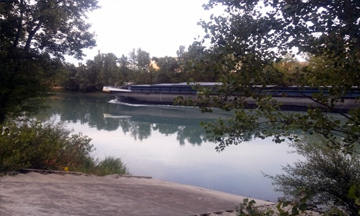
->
1, 0, 98, 59
0, 0, 99, 122
190, 1, 360, 213
189, 0, 360, 153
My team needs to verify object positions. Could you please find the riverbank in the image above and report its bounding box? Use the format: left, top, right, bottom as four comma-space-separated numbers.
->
0, 171, 274, 216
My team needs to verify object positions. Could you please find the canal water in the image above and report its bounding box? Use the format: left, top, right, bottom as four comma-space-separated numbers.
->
38, 93, 303, 201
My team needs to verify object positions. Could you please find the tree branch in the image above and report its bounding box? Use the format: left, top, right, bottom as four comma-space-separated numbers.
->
267, 63, 354, 122
24, 20, 43, 52
12, 0, 25, 49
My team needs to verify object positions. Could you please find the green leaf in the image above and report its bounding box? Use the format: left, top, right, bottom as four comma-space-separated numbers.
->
356, 198, 360, 206
291, 206, 299, 215
299, 204, 307, 211
349, 185, 358, 199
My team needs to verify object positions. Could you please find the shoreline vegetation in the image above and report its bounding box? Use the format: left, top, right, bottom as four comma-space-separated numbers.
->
0, 118, 128, 176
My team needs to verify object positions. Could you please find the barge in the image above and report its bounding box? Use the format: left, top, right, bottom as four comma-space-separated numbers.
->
102, 82, 359, 111
102, 82, 217, 105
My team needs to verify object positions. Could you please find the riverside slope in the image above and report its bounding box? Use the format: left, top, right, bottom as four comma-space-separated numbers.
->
0, 171, 273, 216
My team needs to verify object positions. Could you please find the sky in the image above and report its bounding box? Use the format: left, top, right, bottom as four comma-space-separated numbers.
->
72, 0, 215, 63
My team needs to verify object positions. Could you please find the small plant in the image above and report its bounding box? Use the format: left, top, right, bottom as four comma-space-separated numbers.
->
236, 198, 274, 216
236, 198, 316, 216
91, 157, 128, 176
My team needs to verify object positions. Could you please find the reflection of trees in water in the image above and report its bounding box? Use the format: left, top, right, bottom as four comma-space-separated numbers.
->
106, 119, 206, 145
130, 122, 151, 141
38, 94, 116, 130
116, 119, 132, 134
111, 119, 206, 145
153, 124, 206, 145
153, 123, 178, 135
176, 125, 206, 145
38, 94, 213, 146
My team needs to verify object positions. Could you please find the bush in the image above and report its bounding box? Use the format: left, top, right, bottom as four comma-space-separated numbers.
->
268, 139, 360, 215
0, 119, 128, 176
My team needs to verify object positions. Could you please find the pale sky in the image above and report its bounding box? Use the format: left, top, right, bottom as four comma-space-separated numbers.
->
73, 0, 215, 63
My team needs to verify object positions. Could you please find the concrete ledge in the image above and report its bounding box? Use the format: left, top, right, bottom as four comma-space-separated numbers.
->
0, 171, 273, 216
19, 169, 152, 179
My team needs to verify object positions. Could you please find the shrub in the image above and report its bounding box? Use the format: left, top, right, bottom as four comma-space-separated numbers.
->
268, 140, 360, 215
0, 119, 128, 176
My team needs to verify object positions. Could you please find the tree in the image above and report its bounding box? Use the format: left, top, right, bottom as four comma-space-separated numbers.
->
62, 63, 81, 91
184, 0, 360, 213
94, 53, 120, 89
177, 41, 224, 82
270, 54, 307, 86
127, 48, 152, 83
128, 48, 151, 70
176, 45, 186, 58
153, 56, 180, 83
190, 0, 360, 154
61, 53, 123, 92
118, 54, 132, 83
0, 0, 99, 121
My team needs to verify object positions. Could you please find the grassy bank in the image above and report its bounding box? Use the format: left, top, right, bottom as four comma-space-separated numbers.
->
0, 119, 128, 176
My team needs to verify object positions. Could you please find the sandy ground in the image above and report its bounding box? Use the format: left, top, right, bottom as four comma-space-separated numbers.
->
0, 171, 274, 216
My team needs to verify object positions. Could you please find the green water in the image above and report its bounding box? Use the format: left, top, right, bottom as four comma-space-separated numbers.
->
37, 93, 302, 201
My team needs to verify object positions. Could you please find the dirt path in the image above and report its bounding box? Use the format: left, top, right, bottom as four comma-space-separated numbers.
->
0, 171, 273, 216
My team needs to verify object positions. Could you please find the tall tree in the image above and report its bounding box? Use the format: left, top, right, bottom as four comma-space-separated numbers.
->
95, 53, 120, 89
128, 48, 151, 83
128, 48, 150, 70
191, 0, 360, 153
178, 41, 223, 82
0, 0, 99, 121
153, 56, 180, 83
118, 54, 132, 83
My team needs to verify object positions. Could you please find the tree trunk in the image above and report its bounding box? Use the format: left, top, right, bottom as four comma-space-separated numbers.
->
12, 0, 25, 49
24, 20, 42, 52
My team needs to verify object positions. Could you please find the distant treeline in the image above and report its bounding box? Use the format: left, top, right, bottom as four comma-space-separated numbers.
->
54, 44, 308, 92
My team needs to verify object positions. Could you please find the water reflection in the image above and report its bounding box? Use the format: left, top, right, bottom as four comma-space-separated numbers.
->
38, 93, 302, 201
38, 94, 114, 130
39, 94, 233, 145
104, 101, 232, 145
